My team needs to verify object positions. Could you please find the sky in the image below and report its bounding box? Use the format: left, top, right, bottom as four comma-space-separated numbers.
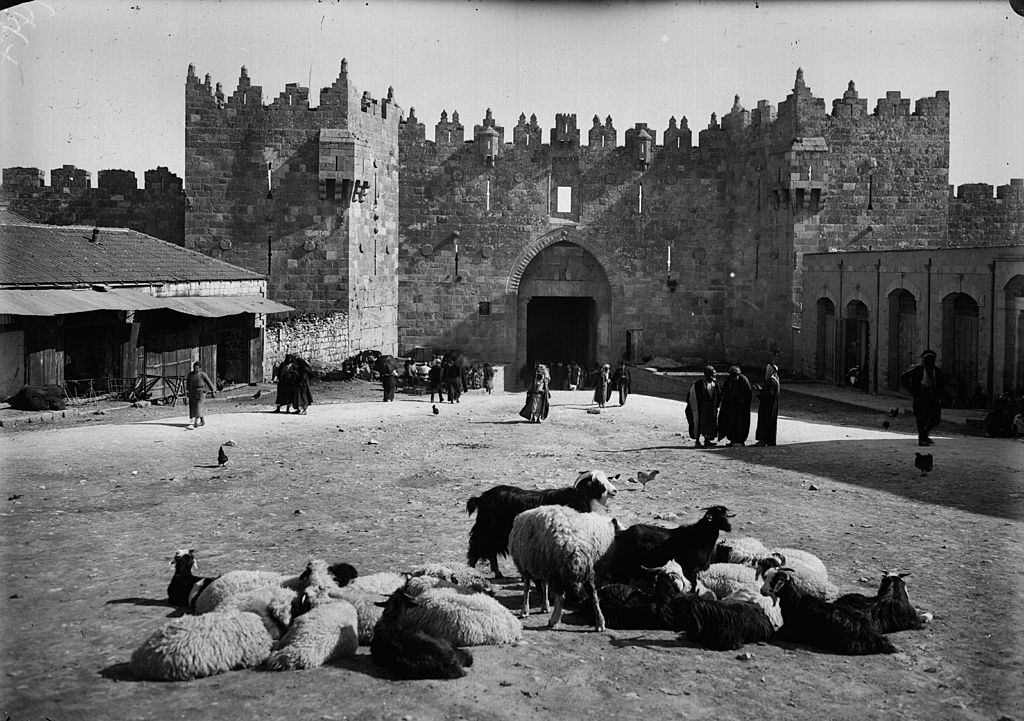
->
1, 0, 1022, 189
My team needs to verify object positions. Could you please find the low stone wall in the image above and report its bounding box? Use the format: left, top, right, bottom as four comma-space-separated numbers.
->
264, 312, 350, 377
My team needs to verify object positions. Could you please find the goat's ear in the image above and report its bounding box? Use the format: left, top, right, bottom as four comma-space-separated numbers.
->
898, 572, 910, 578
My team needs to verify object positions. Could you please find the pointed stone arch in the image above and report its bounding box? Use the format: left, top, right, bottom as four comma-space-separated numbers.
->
505, 227, 619, 297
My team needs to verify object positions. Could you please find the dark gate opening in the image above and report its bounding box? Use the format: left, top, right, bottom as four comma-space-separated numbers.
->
526, 296, 594, 372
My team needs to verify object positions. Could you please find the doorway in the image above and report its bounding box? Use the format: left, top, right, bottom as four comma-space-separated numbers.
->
526, 296, 594, 371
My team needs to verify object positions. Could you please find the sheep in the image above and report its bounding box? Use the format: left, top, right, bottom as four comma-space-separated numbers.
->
370, 587, 474, 679
214, 585, 299, 640
344, 571, 410, 596
166, 549, 216, 611
508, 504, 618, 631
129, 611, 274, 681
598, 505, 735, 594
467, 469, 619, 577
674, 595, 776, 651
409, 562, 494, 595
760, 568, 895, 655
720, 587, 784, 631
697, 562, 761, 599
834, 572, 933, 633
400, 585, 523, 646
263, 600, 359, 671
714, 536, 837, 601
193, 570, 297, 615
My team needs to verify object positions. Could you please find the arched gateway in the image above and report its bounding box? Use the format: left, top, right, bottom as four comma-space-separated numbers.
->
507, 229, 617, 385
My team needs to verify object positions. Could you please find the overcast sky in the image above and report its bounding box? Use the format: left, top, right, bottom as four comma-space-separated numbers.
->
1, 0, 1021, 188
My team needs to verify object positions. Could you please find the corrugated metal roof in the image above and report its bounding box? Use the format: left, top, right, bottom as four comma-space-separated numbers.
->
0, 288, 293, 317
0, 222, 265, 286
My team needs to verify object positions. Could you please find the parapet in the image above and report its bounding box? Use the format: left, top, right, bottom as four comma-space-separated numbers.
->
2, 164, 182, 191
951, 179, 1024, 203
97, 169, 138, 193
589, 115, 617, 149
662, 116, 690, 150
435, 110, 465, 145
513, 113, 542, 148
52, 165, 91, 191
2, 167, 45, 189
550, 113, 580, 149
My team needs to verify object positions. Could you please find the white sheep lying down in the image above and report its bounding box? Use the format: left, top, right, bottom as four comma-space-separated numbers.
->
401, 583, 522, 646
264, 600, 359, 671
508, 504, 617, 631
193, 570, 300, 615
716, 536, 838, 601
130, 611, 274, 681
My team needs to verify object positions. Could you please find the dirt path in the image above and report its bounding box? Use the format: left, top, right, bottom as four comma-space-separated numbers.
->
2, 383, 1022, 721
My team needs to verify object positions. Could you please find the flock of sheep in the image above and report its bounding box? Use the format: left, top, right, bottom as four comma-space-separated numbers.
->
129, 469, 932, 682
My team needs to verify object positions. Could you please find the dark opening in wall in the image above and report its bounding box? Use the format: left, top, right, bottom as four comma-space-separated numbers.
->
479, 301, 491, 316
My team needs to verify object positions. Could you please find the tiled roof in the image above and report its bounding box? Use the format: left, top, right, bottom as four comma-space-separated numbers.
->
0, 222, 264, 286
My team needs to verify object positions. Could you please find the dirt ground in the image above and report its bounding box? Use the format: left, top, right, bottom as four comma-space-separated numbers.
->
1, 380, 1022, 721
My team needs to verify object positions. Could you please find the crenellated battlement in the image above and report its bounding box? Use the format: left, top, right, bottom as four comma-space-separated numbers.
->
2, 164, 182, 192
950, 178, 1024, 203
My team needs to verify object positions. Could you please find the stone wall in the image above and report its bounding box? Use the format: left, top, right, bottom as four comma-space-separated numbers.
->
0, 165, 185, 244
263, 312, 351, 378
948, 179, 1024, 247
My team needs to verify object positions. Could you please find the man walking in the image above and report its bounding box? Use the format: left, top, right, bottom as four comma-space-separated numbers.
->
185, 361, 216, 429
686, 365, 722, 447
900, 349, 945, 446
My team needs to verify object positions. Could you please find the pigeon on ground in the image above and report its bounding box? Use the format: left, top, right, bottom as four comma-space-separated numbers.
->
626, 470, 660, 491
218, 446, 228, 467
253, 389, 262, 400
914, 452, 932, 476
888, 407, 900, 417
882, 420, 891, 429
432, 404, 439, 416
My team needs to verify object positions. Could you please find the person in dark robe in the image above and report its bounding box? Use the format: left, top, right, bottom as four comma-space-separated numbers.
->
273, 354, 296, 413
754, 363, 780, 447
444, 360, 463, 404
428, 359, 445, 403
519, 370, 550, 423
900, 349, 945, 446
185, 361, 216, 429
290, 356, 314, 414
686, 365, 722, 447
717, 365, 753, 446
613, 361, 631, 406
593, 364, 611, 408
382, 366, 398, 402
567, 361, 582, 391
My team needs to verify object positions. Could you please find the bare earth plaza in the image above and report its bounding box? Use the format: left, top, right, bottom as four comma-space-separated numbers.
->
1, 3, 1022, 721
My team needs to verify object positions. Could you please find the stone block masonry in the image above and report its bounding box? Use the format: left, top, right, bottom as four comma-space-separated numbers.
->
264, 313, 350, 379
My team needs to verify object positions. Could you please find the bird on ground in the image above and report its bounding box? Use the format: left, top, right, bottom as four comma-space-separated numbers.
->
882, 420, 891, 429
432, 404, 439, 416
626, 469, 660, 491
914, 452, 933, 476
888, 407, 900, 418
253, 389, 262, 400
218, 446, 228, 467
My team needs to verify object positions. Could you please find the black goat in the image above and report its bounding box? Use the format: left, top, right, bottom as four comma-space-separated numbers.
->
761, 569, 896, 655
834, 572, 930, 633
466, 470, 619, 577
598, 505, 735, 592
587, 571, 683, 630
166, 549, 217, 611
371, 586, 474, 680
678, 597, 775, 651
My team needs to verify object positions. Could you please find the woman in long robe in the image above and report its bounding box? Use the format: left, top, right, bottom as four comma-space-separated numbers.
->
519, 371, 550, 422
717, 365, 752, 446
444, 361, 463, 404
290, 356, 314, 415
273, 355, 296, 413
754, 363, 780, 446
593, 364, 611, 408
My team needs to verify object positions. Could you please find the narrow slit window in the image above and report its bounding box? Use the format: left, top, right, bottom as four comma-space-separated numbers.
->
556, 186, 572, 213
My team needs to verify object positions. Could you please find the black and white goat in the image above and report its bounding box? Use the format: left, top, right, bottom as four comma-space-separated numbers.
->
760, 568, 896, 655
598, 505, 735, 593
466, 469, 619, 577
834, 572, 932, 633
370, 585, 474, 679
167, 549, 217, 611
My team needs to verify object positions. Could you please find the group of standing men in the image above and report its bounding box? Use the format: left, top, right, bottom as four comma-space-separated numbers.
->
685, 364, 780, 448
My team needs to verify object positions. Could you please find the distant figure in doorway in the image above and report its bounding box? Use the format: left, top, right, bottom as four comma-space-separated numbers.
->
717, 365, 753, 447
428, 359, 445, 404
272, 354, 296, 413
613, 361, 631, 406
567, 361, 582, 391
593, 364, 611, 408
900, 349, 945, 447
482, 363, 495, 395
753, 363, 780, 447
186, 362, 216, 430
519, 369, 551, 423
686, 365, 721, 447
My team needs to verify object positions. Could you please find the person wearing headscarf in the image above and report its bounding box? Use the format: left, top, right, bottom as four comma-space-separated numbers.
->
754, 362, 781, 447
444, 359, 463, 404
428, 359, 445, 404
686, 365, 722, 447
567, 361, 582, 391
593, 364, 611, 408
272, 354, 296, 413
717, 365, 753, 447
613, 360, 632, 406
290, 355, 314, 415
185, 361, 216, 429
519, 368, 551, 423
900, 349, 945, 446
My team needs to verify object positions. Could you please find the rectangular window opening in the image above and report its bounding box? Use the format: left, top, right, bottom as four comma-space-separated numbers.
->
556, 186, 572, 214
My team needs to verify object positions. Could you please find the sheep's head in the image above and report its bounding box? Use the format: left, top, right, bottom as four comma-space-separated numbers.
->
641, 560, 687, 594
759, 567, 795, 606
701, 505, 735, 532
575, 469, 619, 508
327, 562, 359, 587
298, 557, 345, 607
754, 552, 786, 580
170, 549, 198, 575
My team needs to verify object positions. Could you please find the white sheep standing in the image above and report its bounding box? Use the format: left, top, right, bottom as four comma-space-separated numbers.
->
400, 583, 523, 646
508, 504, 617, 631
129, 611, 275, 681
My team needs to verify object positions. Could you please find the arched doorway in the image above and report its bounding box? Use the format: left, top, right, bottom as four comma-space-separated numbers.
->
941, 292, 979, 407
815, 298, 835, 381
844, 300, 870, 390
887, 289, 917, 391
516, 240, 611, 388
1003, 275, 1024, 394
